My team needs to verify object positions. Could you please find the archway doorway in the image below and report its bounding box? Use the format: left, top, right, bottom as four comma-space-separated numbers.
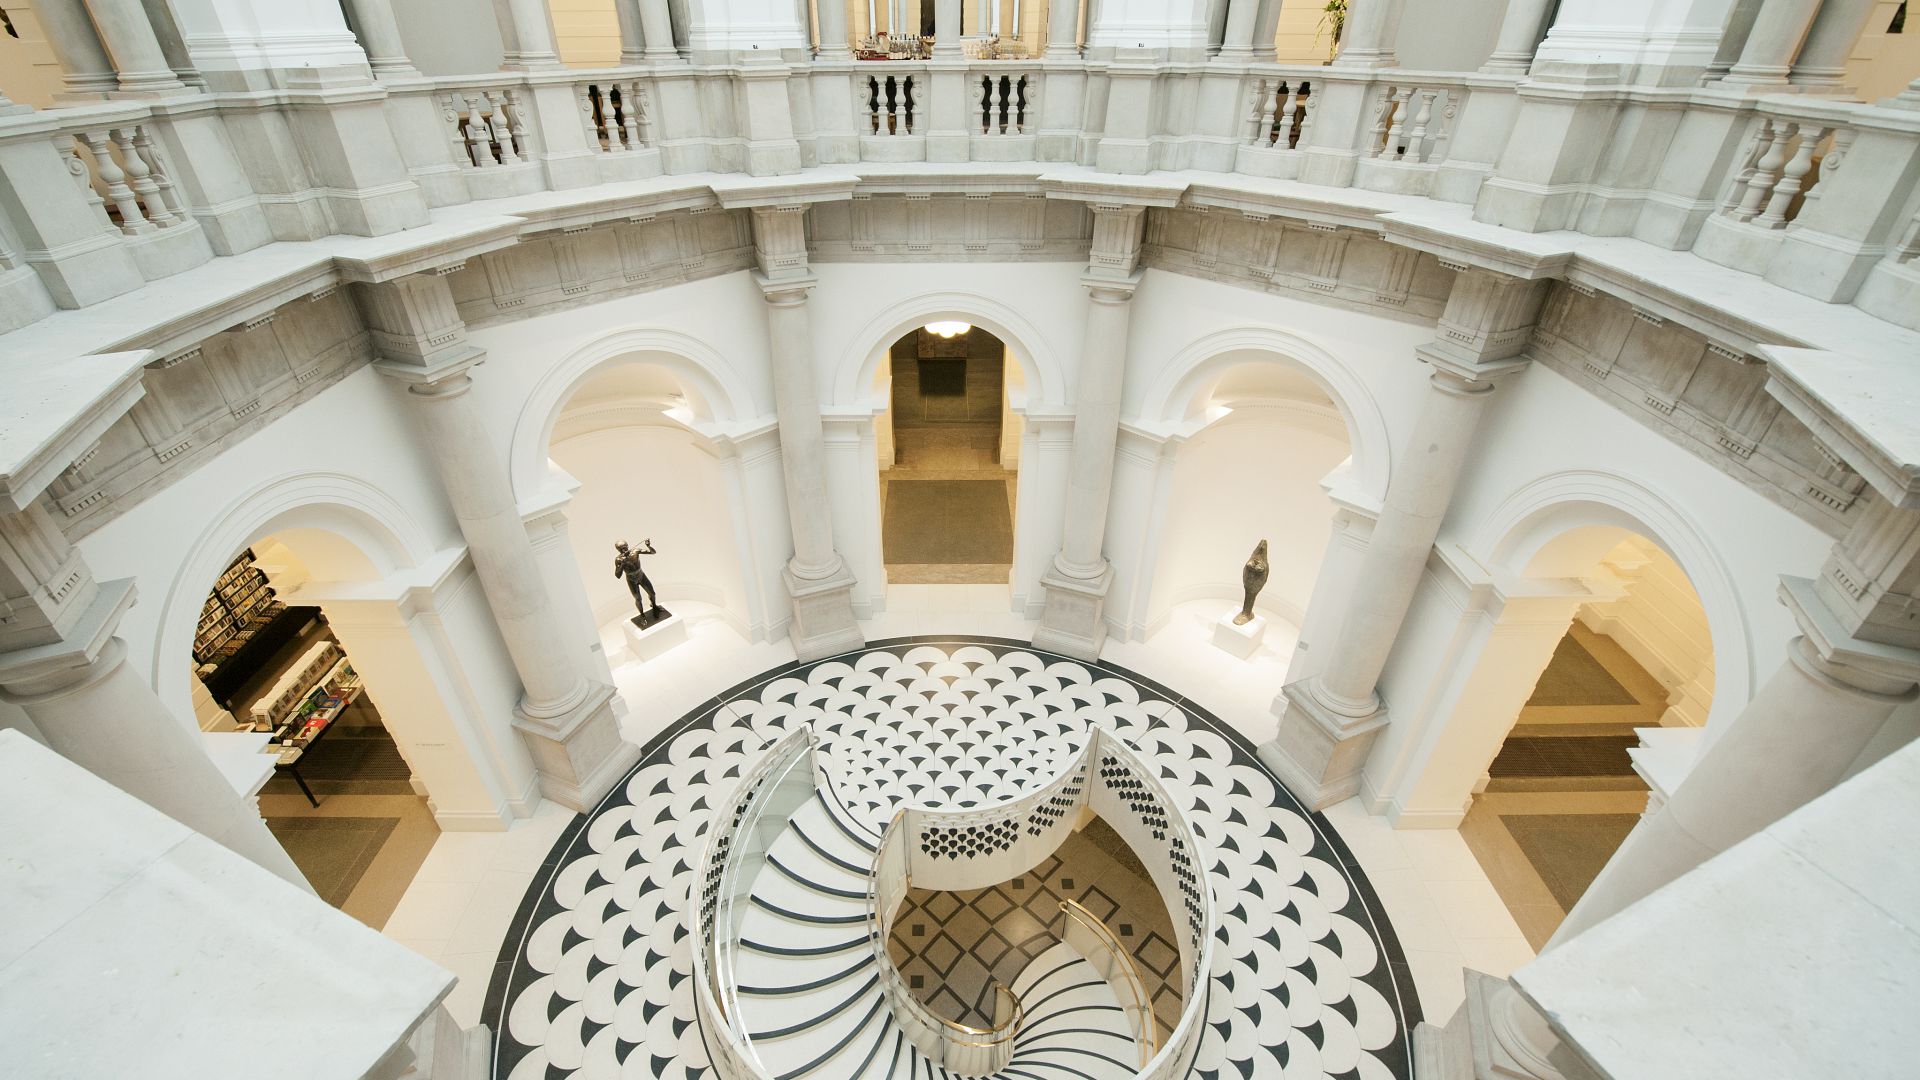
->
1453, 529, 1716, 948
541, 356, 776, 724
878, 322, 1020, 584
186, 534, 442, 927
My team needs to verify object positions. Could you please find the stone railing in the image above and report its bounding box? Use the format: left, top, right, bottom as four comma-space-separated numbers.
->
688, 725, 818, 1080
4, 53, 1920, 336
858, 61, 927, 143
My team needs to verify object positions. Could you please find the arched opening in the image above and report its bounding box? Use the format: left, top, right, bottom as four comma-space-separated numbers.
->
179, 513, 533, 925
1410, 522, 1718, 949
542, 354, 775, 704
876, 322, 1020, 585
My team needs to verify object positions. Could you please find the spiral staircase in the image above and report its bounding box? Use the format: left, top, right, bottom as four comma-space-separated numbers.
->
691, 725, 1210, 1080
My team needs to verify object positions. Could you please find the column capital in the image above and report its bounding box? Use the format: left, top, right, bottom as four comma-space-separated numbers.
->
1425, 266, 1548, 376
352, 271, 475, 371
1086, 203, 1148, 280
749, 203, 812, 280
0, 577, 134, 700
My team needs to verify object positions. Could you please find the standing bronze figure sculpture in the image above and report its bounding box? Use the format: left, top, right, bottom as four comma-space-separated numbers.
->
1235, 540, 1270, 625
614, 539, 673, 630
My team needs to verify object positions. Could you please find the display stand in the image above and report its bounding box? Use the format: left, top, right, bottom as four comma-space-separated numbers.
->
1211, 612, 1268, 660
621, 611, 687, 663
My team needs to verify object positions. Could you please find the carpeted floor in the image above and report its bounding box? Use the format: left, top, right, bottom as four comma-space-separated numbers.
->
1498, 814, 1642, 910
882, 479, 1015, 565
266, 815, 400, 906
1525, 634, 1639, 706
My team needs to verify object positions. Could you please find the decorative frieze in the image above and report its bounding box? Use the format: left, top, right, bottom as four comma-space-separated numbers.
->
1532, 281, 1856, 533
807, 193, 1091, 261
1142, 206, 1451, 321
447, 207, 756, 327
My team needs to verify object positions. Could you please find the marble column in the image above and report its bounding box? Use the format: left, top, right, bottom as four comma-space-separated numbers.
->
935, 0, 963, 55
1331, 0, 1402, 68
36, 0, 121, 99
498, 0, 563, 69
615, 0, 648, 63
0, 504, 306, 888
1788, 0, 1879, 88
640, 0, 681, 61
1260, 269, 1545, 809
359, 274, 636, 811
1480, 0, 1557, 73
751, 206, 866, 660
1720, 0, 1822, 85
818, 0, 853, 55
1045, 0, 1080, 54
1552, 492, 1920, 944
1033, 203, 1145, 661
81, 0, 187, 93
1215, 0, 1262, 60
343, 0, 424, 78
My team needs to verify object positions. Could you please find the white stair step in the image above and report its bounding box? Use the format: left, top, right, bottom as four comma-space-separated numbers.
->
795, 794, 881, 865
1007, 945, 1140, 1080
746, 982, 890, 1078
735, 943, 879, 996
769, 816, 874, 883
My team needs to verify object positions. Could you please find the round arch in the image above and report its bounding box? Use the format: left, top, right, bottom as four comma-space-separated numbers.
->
1136, 326, 1394, 503
509, 327, 762, 503
830, 290, 1068, 409
150, 470, 437, 725
1466, 468, 1756, 726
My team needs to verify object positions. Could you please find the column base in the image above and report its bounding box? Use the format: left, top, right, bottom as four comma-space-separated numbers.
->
1032, 561, 1113, 662
1258, 679, 1388, 810
512, 681, 639, 812
1414, 970, 1600, 1080
785, 562, 865, 662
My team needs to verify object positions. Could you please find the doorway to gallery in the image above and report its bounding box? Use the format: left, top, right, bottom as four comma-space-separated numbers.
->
878, 322, 1020, 584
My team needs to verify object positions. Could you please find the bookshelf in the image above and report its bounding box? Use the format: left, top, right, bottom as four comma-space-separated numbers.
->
191, 550, 285, 667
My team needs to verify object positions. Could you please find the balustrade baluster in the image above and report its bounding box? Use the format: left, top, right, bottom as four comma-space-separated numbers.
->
979, 75, 993, 134
863, 76, 880, 135
996, 77, 1012, 134
1404, 89, 1437, 163
632, 84, 654, 147
1384, 86, 1412, 158
56, 135, 115, 235
80, 130, 152, 234
1257, 82, 1280, 147
1793, 127, 1851, 223
502, 91, 530, 162
130, 127, 189, 224
1757, 124, 1828, 228
464, 96, 494, 166
1297, 95, 1316, 148
1246, 79, 1268, 146
617, 85, 642, 149
580, 85, 607, 150
484, 94, 519, 165
1367, 89, 1392, 158
110, 127, 174, 227
1276, 85, 1299, 149
1733, 120, 1793, 222
903, 76, 917, 135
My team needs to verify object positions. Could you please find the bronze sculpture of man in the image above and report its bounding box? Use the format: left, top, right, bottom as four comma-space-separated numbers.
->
614, 539, 671, 629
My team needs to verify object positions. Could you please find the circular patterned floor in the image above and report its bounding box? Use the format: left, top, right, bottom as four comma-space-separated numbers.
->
485, 637, 1420, 1079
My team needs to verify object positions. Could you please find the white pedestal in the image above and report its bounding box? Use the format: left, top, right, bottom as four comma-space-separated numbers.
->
1211, 612, 1267, 660
620, 613, 688, 663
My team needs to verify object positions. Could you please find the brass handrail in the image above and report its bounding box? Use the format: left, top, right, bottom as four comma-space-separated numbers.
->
1060, 898, 1159, 1067
928, 981, 1024, 1046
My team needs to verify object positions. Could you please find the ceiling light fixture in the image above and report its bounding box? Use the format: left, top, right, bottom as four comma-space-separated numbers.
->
924, 320, 972, 338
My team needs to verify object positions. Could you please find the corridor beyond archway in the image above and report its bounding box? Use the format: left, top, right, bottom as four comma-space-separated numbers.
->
878, 324, 1019, 584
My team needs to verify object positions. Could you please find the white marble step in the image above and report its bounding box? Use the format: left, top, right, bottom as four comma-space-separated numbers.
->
746, 980, 892, 1078
1006, 944, 1142, 1080
793, 794, 882, 867
767, 813, 874, 886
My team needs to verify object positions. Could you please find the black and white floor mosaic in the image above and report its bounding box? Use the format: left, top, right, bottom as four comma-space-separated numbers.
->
485, 637, 1420, 1079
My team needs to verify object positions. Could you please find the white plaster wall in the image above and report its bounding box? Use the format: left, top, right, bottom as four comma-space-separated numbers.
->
77, 365, 465, 731
549, 425, 754, 629
1393, 0, 1503, 71
1583, 535, 1716, 724
1365, 360, 1837, 817
1146, 407, 1351, 630
389, 0, 506, 74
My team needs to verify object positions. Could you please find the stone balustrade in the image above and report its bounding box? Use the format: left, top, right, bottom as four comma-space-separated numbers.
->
2, 51, 1919, 337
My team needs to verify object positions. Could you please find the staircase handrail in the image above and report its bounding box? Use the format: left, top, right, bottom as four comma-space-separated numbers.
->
1059, 897, 1158, 1068
688, 723, 818, 1080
